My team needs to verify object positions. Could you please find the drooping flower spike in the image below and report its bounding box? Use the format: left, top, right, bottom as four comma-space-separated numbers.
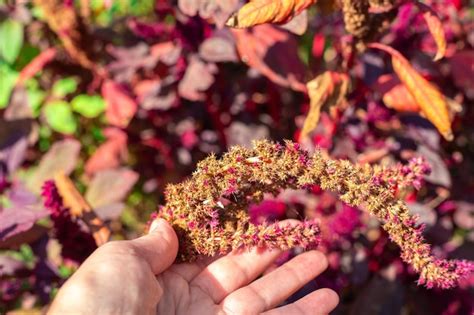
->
155, 140, 472, 289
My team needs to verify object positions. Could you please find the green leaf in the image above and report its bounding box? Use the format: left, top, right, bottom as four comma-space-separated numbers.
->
43, 101, 77, 134
52, 77, 78, 98
0, 63, 18, 108
19, 244, 34, 264
27, 87, 46, 117
14, 45, 40, 70
58, 264, 75, 279
71, 94, 106, 118
0, 19, 24, 64
91, 126, 106, 142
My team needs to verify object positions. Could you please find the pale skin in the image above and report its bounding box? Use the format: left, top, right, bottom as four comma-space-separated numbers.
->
49, 219, 339, 315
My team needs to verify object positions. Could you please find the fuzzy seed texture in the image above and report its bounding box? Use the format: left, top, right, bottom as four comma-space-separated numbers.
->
154, 140, 472, 289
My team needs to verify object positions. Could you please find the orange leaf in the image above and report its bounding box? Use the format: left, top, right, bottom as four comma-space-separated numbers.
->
301, 71, 349, 139
416, 2, 446, 61
369, 43, 453, 141
54, 173, 110, 246
85, 128, 128, 175
373, 74, 420, 112
383, 84, 419, 112
226, 0, 316, 28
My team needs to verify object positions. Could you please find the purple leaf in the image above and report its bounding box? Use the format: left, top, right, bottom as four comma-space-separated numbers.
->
0, 206, 48, 242
351, 276, 405, 315
225, 122, 270, 148
0, 118, 32, 175
453, 202, 474, 230
8, 183, 38, 206
178, 57, 217, 101
27, 139, 81, 194
417, 145, 451, 188
199, 36, 238, 63
135, 77, 178, 110
0, 255, 25, 276
107, 44, 158, 83
94, 202, 126, 220
280, 10, 308, 35
4, 86, 34, 120
178, 0, 199, 16
407, 202, 437, 228
178, 0, 239, 28
85, 168, 138, 209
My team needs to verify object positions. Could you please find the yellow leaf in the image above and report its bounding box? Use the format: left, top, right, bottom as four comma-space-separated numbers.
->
301, 71, 349, 139
369, 43, 453, 141
226, 0, 316, 28
417, 2, 446, 61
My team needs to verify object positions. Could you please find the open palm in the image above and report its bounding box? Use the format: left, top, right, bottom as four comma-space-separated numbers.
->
49, 219, 338, 314
158, 248, 337, 314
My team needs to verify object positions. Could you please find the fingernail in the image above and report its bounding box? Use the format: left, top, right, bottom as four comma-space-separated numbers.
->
149, 219, 164, 234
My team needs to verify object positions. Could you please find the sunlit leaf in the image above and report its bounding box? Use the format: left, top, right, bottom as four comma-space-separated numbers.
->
301, 71, 349, 139
369, 43, 453, 141
52, 77, 78, 98
301, 72, 332, 139
43, 101, 77, 135
0, 63, 18, 108
0, 19, 24, 64
54, 173, 110, 245
416, 2, 446, 61
373, 74, 420, 112
26, 87, 46, 117
71, 94, 106, 118
226, 0, 316, 28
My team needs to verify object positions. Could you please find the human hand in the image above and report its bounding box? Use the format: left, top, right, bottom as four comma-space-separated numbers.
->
49, 219, 338, 314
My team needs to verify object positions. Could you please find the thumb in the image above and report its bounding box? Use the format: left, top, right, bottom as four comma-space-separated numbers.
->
129, 218, 179, 274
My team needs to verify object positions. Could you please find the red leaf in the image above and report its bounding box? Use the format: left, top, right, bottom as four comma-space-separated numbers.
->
312, 34, 325, 59
232, 24, 306, 92
85, 128, 128, 175
449, 50, 474, 98
17, 48, 56, 85
178, 57, 217, 101
102, 80, 138, 128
